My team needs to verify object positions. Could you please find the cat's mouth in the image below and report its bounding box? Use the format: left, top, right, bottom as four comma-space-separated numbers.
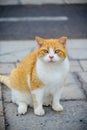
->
48, 60, 56, 63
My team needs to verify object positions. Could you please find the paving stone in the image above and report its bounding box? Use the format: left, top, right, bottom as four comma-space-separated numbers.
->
0, 63, 15, 74
2, 85, 11, 102
0, 41, 36, 62
0, 0, 18, 5
67, 39, 87, 60
77, 72, 87, 83
0, 84, 2, 100
61, 73, 86, 100
4, 101, 87, 130
62, 85, 85, 100
77, 72, 87, 97
68, 49, 87, 60
20, 0, 64, 4
67, 39, 87, 49
80, 60, 87, 71
82, 84, 87, 97
65, 0, 87, 4
0, 101, 3, 116
0, 116, 5, 130
65, 73, 79, 85
70, 60, 82, 72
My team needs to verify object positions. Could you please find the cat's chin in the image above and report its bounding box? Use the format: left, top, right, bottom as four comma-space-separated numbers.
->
48, 60, 56, 63
39, 58, 64, 64
46, 59, 65, 64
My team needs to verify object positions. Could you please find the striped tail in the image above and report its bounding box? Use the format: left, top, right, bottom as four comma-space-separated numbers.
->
0, 75, 11, 88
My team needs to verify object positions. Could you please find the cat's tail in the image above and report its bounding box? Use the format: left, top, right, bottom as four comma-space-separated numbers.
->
0, 75, 11, 88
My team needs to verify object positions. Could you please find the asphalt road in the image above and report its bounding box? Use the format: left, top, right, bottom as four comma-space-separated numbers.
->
0, 4, 87, 40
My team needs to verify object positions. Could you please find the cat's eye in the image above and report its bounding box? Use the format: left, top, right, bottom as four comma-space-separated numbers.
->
42, 49, 49, 53
55, 49, 61, 53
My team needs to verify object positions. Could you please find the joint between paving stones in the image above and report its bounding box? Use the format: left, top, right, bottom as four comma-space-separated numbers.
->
75, 73, 87, 99
2, 84, 12, 129
78, 60, 84, 71
69, 58, 87, 61
61, 98, 87, 102
1, 84, 6, 130
0, 62, 16, 64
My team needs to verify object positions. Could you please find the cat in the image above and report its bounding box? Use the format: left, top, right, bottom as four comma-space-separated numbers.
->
0, 36, 70, 116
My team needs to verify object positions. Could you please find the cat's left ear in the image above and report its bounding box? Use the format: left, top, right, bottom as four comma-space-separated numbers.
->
35, 36, 44, 48
59, 36, 67, 46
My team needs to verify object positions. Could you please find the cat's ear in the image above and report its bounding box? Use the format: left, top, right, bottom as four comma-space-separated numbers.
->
59, 36, 67, 46
35, 36, 44, 48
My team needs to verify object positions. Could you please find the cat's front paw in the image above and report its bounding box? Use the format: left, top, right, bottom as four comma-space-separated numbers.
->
18, 103, 27, 115
34, 106, 45, 116
52, 103, 63, 112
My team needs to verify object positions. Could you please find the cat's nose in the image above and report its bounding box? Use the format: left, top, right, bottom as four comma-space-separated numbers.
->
49, 56, 54, 59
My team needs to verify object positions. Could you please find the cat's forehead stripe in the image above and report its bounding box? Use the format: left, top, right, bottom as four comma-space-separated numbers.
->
49, 48, 54, 54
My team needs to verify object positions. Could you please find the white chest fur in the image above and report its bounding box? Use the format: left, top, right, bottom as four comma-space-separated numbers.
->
36, 57, 70, 87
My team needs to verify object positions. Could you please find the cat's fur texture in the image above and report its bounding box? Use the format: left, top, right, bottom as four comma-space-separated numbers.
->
0, 36, 70, 116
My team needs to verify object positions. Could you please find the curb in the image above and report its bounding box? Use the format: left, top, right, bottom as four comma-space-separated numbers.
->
0, 0, 87, 5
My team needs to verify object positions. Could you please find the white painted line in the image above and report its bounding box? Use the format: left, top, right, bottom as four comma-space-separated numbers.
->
0, 16, 68, 22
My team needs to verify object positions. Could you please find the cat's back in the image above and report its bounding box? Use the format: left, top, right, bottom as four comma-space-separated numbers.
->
10, 50, 38, 91
17, 50, 38, 72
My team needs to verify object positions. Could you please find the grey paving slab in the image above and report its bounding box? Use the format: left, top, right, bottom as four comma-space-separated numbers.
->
62, 73, 86, 100
2, 85, 11, 102
0, 84, 2, 100
67, 39, 87, 49
77, 72, 87, 83
65, 0, 87, 4
80, 60, 87, 71
0, 101, 3, 116
62, 85, 85, 100
77, 72, 87, 97
65, 73, 80, 86
0, 116, 5, 130
67, 39, 87, 60
0, 41, 36, 55
0, 41, 36, 62
4, 101, 87, 130
20, 0, 65, 5
70, 60, 82, 72
0, 0, 19, 5
82, 84, 87, 97
0, 63, 15, 74
68, 49, 87, 60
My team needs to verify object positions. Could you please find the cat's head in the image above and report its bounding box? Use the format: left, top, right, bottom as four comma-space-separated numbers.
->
36, 36, 67, 63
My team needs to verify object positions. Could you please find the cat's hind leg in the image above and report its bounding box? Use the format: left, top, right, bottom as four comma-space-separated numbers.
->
12, 89, 33, 114
18, 102, 27, 115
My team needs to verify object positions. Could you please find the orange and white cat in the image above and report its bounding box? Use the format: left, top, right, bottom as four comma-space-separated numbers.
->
0, 36, 70, 116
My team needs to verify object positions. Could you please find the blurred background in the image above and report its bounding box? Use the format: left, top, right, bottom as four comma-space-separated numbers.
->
0, 0, 87, 40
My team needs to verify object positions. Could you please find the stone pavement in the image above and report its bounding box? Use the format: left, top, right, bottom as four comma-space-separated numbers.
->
0, 39, 87, 130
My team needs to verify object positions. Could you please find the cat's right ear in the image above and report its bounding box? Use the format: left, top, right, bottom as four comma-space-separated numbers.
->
35, 36, 44, 48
